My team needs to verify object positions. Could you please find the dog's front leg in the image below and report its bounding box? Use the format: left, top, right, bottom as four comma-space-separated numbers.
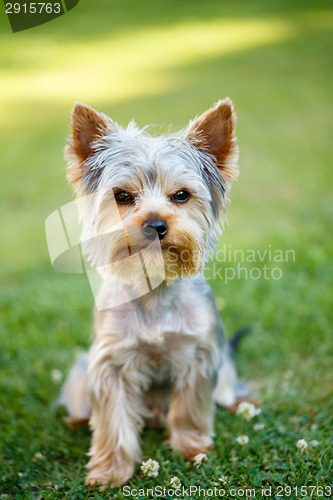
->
85, 348, 144, 489
167, 368, 215, 461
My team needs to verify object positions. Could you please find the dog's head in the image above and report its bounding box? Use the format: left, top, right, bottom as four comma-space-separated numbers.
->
65, 101, 238, 283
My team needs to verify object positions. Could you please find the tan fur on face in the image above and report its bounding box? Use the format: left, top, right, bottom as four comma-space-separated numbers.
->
124, 209, 203, 281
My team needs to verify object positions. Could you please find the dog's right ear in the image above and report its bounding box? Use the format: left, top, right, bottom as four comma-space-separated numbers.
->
66, 102, 115, 192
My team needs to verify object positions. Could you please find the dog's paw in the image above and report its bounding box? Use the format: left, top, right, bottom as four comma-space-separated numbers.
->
85, 460, 134, 490
169, 431, 212, 462
182, 441, 212, 462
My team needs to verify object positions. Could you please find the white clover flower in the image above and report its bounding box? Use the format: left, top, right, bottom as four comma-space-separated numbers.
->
193, 453, 207, 468
309, 440, 319, 447
296, 439, 308, 451
140, 458, 160, 477
219, 476, 228, 484
236, 401, 261, 421
253, 423, 265, 431
170, 476, 182, 489
236, 435, 249, 445
51, 369, 63, 383
34, 452, 45, 460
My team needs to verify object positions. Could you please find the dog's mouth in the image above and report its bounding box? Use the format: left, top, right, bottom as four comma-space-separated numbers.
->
88, 224, 202, 281
109, 226, 164, 266
112, 235, 200, 265
113, 244, 148, 260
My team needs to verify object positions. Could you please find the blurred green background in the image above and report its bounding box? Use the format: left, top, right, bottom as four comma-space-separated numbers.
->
0, 0, 332, 495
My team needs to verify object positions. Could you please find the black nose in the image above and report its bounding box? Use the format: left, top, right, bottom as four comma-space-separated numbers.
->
142, 219, 168, 240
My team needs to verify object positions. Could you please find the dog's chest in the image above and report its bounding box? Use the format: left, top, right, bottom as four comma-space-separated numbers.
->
130, 284, 215, 370
96, 277, 219, 380
137, 331, 198, 382
139, 330, 196, 362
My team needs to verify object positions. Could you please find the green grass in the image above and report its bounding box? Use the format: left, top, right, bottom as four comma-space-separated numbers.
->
0, 0, 332, 498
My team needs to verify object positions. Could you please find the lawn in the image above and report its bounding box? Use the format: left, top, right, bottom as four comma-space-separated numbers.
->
0, 0, 332, 498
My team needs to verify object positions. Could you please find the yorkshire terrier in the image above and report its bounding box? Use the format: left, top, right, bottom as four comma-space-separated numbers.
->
59, 99, 244, 488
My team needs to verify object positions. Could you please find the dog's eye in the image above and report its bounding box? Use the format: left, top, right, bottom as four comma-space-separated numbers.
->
115, 191, 134, 204
171, 190, 190, 203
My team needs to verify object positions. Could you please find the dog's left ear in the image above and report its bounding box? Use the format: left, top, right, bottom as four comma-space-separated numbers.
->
185, 98, 239, 183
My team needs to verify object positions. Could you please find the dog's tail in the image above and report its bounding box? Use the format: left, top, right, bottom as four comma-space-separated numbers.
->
213, 326, 253, 407
56, 352, 91, 425
229, 326, 252, 354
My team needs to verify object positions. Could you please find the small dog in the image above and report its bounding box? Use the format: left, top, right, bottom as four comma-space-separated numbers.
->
59, 99, 244, 488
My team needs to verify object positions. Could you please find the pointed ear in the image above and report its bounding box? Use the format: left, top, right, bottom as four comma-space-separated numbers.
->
185, 98, 239, 183
66, 102, 115, 192
67, 102, 114, 162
